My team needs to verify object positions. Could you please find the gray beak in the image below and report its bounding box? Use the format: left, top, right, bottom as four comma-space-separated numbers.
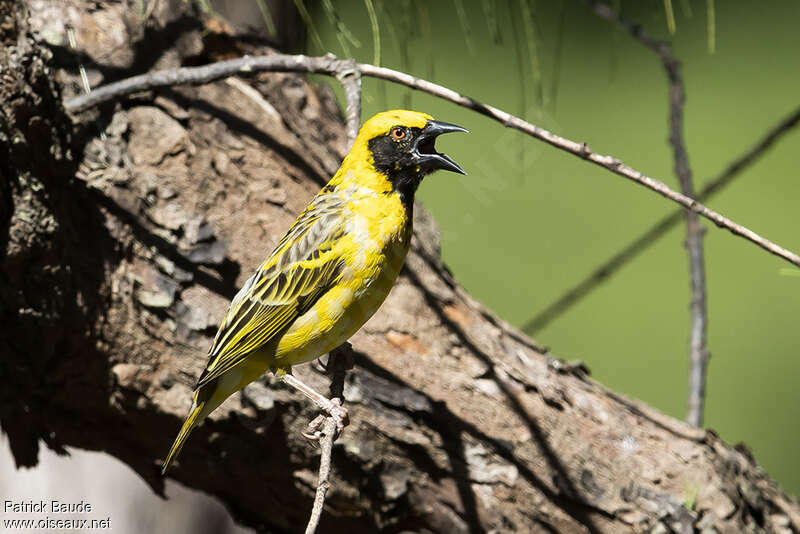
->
412, 120, 469, 175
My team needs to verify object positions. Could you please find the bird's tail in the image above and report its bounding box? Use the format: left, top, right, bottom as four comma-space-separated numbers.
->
161, 396, 208, 474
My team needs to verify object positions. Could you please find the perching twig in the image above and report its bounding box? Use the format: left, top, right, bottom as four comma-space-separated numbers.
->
522, 104, 800, 335
64, 52, 800, 270
588, 0, 710, 426
304, 344, 352, 534
304, 416, 337, 534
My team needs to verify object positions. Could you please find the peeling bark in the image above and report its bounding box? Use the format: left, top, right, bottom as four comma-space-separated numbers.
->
1, 2, 798, 533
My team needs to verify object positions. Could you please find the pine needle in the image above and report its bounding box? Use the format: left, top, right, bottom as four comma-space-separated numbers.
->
609, 0, 622, 81
364, 0, 381, 66
508, 0, 527, 176
194, 0, 218, 18
293, 0, 326, 52
377, 0, 401, 109
482, 0, 501, 45
519, 0, 543, 111
254, 0, 277, 36
399, 0, 414, 108
706, 0, 716, 54
453, 0, 476, 55
550, 1, 568, 113
321, 0, 361, 58
414, 0, 435, 80
664, 0, 676, 34
379, 1, 400, 57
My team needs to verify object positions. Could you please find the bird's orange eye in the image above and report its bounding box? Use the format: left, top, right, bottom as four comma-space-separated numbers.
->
390, 127, 406, 140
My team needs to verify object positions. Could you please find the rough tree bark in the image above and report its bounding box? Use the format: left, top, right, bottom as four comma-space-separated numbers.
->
2, 2, 798, 533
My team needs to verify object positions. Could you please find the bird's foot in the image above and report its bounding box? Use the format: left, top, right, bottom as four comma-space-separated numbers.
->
302, 398, 349, 442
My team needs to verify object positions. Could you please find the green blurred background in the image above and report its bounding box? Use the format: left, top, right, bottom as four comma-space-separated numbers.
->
306, 0, 800, 494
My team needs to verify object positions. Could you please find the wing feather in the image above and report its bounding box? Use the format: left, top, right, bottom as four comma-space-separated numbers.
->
196, 193, 347, 388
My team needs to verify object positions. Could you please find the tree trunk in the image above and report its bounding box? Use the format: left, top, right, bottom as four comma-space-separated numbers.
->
2, 2, 798, 533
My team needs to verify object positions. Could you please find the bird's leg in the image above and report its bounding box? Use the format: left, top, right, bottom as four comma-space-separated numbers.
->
319, 342, 355, 373
281, 373, 349, 439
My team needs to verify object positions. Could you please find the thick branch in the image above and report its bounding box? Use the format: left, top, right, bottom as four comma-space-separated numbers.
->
587, 1, 710, 426
64, 53, 800, 269
522, 104, 800, 334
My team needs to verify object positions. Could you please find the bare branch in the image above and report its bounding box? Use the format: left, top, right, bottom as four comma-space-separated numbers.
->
587, 0, 710, 425
304, 345, 352, 534
305, 416, 337, 534
64, 53, 800, 270
522, 103, 800, 334
360, 65, 800, 268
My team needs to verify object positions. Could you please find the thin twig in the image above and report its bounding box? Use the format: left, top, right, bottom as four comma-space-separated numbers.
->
522, 104, 800, 334
64, 53, 800, 269
304, 345, 351, 534
335, 58, 362, 149
305, 415, 337, 534
588, 0, 710, 426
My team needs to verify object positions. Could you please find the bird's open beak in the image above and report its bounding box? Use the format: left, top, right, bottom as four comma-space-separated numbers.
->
412, 120, 469, 175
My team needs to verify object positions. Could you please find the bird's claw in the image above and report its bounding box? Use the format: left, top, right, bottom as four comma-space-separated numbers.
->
302, 415, 326, 442
301, 399, 349, 442
328, 398, 349, 436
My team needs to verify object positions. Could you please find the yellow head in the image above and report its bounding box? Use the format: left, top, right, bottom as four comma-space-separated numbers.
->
344, 109, 468, 202
357, 109, 433, 138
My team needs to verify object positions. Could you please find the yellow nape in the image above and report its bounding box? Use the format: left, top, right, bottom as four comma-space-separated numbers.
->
356, 109, 433, 141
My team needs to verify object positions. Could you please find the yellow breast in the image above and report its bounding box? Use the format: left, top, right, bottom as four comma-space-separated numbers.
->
275, 184, 411, 365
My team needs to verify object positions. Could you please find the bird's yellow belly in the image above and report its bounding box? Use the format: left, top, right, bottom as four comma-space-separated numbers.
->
275, 239, 407, 367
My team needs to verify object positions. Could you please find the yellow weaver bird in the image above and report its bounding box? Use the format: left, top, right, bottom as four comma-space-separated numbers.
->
162, 110, 467, 473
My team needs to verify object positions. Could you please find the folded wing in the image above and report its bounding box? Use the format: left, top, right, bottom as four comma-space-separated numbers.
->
196, 193, 347, 388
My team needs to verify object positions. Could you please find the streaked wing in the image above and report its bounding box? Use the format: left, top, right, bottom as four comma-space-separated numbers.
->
197, 193, 347, 388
